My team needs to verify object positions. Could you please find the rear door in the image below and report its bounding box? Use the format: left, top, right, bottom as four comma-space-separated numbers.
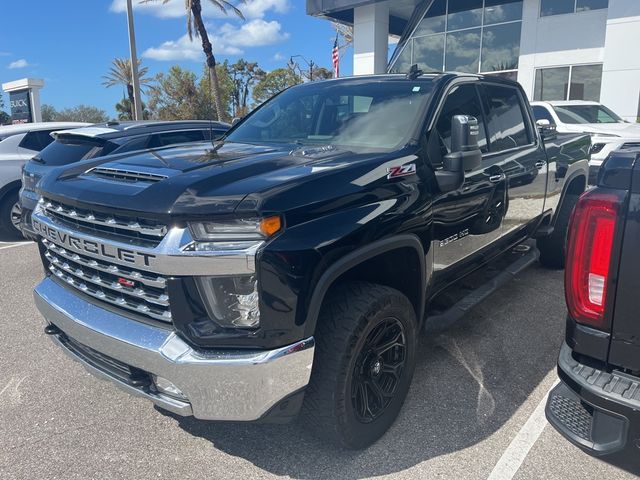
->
480, 82, 548, 236
430, 81, 509, 271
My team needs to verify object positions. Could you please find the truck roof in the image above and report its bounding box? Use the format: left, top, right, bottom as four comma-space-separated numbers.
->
0, 121, 89, 135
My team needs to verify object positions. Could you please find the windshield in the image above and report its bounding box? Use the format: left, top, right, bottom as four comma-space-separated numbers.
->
226, 79, 435, 150
33, 135, 114, 166
553, 105, 624, 124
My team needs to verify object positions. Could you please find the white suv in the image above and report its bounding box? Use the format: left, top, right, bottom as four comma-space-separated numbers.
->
0, 122, 88, 238
531, 101, 640, 183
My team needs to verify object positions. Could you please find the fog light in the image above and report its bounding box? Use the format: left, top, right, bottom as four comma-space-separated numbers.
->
195, 275, 260, 329
152, 375, 188, 401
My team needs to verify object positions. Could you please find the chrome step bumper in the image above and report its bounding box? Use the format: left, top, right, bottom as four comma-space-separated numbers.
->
34, 278, 315, 421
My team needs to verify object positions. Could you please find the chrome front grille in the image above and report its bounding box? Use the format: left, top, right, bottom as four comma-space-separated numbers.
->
41, 198, 167, 247
42, 238, 172, 323
87, 167, 168, 184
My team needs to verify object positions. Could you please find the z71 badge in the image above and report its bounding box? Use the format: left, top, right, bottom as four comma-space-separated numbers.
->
387, 163, 417, 179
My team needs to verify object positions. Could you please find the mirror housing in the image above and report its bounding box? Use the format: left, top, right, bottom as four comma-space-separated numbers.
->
536, 119, 557, 141
435, 115, 483, 193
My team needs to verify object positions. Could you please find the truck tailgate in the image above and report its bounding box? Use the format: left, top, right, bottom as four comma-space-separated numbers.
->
608, 151, 640, 372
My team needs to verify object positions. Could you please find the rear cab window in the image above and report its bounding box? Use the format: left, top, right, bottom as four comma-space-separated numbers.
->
481, 83, 533, 152
149, 130, 206, 148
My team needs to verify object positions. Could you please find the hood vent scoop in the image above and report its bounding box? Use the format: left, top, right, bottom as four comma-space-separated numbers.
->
87, 167, 168, 184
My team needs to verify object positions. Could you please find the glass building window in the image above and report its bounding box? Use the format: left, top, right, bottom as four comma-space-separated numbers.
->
414, 34, 445, 72
576, 0, 609, 12
534, 64, 603, 101
447, 0, 483, 31
541, 0, 608, 16
534, 67, 570, 101
446, 29, 481, 73
484, 0, 523, 24
414, 0, 447, 35
569, 64, 603, 101
481, 22, 521, 72
390, 0, 522, 77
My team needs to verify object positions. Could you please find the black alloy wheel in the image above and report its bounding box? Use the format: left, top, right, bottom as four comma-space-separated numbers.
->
351, 317, 407, 423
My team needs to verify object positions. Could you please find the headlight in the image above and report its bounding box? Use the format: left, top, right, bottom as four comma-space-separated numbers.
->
195, 275, 260, 329
189, 216, 281, 241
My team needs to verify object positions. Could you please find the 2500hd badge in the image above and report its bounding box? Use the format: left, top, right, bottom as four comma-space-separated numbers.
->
32, 218, 157, 268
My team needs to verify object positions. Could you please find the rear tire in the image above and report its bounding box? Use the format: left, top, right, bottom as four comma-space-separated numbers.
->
537, 193, 579, 269
301, 282, 418, 449
0, 190, 24, 240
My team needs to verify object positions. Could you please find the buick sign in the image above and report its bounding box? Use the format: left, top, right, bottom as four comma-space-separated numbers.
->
9, 89, 32, 124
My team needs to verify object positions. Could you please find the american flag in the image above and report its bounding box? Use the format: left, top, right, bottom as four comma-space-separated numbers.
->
332, 34, 340, 78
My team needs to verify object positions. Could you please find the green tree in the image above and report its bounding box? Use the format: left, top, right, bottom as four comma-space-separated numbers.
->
253, 68, 302, 105
54, 105, 109, 123
227, 59, 265, 117
102, 58, 153, 119
0, 95, 10, 125
115, 97, 150, 120
41, 104, 58, 122
147, 64, 232, 120
146, 0, 244, 122
310, 66, 333, 81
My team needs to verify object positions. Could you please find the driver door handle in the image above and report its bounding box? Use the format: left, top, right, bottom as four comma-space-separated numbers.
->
535, 161, 546, 169
489, 173, 505, 183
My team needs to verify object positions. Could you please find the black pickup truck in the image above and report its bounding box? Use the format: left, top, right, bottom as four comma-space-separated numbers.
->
546, 148, 640, 471
31, 72, 590, 448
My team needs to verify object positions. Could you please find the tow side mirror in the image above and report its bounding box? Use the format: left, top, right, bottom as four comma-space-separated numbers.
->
537, 119, 557, 141
435, 115, 483, 193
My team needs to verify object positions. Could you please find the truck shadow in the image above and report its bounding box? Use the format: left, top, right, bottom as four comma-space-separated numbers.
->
168, 265, 565, 479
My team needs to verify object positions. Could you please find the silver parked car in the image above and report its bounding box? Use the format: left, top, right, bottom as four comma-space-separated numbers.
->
0, 122, 89, 238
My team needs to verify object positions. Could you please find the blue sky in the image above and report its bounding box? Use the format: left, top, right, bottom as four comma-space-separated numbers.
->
0, 0, 353, 117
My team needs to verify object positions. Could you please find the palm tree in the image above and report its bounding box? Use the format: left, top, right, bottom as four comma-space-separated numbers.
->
146, 0, 245, 121
102, 58, 152, 120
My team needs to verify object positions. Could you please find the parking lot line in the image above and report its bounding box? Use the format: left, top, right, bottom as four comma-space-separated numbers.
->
0, 242, 32, 251
487, 379, 560, 480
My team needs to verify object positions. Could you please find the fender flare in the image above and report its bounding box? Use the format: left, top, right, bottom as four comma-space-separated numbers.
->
552, 162, 588, 227
304, 234, 427, 335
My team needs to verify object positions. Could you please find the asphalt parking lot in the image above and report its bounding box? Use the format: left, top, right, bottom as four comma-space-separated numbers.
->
0, 241, 636, 480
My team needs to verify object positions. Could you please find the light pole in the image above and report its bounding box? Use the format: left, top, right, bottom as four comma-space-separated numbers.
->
126, 0, 143, 121
290, 55, 315, 81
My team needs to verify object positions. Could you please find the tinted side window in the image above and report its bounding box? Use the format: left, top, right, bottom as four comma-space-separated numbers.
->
36, 137, 105, 166
482, 84, 531, 152
19, 130, 55, 151
115, 136, 151, 154
154, 130, 205, 147
435, 83, 488, 154
532, 106, 555, 124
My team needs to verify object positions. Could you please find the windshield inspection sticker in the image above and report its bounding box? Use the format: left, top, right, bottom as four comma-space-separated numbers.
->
387, 163, 417, 179
412, 86, 421, 92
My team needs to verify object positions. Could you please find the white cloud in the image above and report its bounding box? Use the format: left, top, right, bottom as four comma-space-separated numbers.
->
109, 0, 289, 19
273, 52, 284, 61
8, 59, 29, 69
142, 19, 288, 61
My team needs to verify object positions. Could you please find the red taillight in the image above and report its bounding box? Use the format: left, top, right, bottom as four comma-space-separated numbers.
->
565, 190, 625, 330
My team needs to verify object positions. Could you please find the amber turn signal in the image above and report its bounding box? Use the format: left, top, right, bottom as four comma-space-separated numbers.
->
260, 216, 282, 237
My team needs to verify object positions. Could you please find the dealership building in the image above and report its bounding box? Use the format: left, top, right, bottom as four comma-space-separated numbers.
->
307, 0, 640, 121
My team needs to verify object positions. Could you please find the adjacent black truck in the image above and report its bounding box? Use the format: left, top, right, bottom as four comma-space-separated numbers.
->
546, 148, 640, 470
32, 72, 590, 448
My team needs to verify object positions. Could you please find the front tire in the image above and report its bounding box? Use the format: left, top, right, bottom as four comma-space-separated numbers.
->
0, 190, 23, 240
301, 282, 418, 449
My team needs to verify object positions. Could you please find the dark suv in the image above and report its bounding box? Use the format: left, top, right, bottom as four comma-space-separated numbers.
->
20, 120, 229, 238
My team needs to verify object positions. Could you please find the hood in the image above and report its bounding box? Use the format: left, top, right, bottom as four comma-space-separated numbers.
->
562, 122, 640, 139
37, 141, 371, 218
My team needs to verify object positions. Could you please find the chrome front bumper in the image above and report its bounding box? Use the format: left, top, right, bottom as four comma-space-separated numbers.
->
34, 278, 315, 421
